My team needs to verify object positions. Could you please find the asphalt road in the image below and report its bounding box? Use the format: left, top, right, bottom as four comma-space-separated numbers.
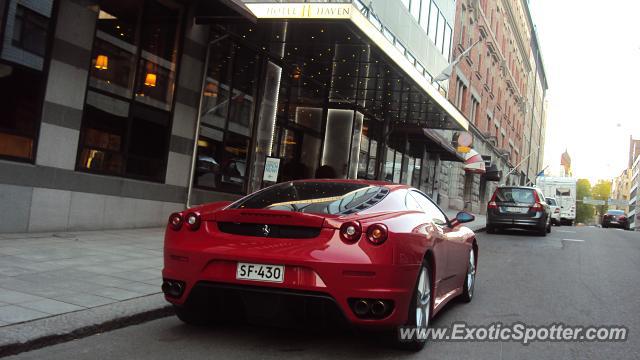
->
7, 226, 640, 360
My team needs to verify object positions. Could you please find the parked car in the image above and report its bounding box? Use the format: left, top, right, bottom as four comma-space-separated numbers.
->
486, 186, 551, 236
545, 197, 561, 226
163, 180, 478, 350
602, 209, 630, 230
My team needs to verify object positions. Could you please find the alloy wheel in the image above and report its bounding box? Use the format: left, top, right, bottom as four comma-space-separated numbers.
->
415, 266, 431, 328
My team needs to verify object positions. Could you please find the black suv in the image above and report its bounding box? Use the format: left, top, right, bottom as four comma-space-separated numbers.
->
486, 186, 551, 236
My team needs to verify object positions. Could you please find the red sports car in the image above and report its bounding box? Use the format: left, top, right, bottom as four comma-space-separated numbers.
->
162, 180, 478, 349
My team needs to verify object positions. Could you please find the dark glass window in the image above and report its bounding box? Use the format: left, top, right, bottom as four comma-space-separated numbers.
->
79, 0, 183, 182
495, 188, 536, 204
0, 66, 44, 160
194, 35, 257, 193
12, 5, 49, 56
233, 181, 386, 215
0, 3, 53, 162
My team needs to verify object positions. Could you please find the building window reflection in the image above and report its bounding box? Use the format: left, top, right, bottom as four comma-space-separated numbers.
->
0, 1, 54, 162
78, 0, 183, 182
195, 34, 257, 193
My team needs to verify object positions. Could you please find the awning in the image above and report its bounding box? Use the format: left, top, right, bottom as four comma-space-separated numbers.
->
463, 149, 486, 174
195, 0, 257, 24
239, 2, 469, 132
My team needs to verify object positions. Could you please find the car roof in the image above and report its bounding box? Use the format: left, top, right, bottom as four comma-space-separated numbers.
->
289, 179, 410, 191
496, 185, 539, 190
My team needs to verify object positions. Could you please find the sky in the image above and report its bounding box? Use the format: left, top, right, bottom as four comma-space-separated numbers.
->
529, 0, 640, 182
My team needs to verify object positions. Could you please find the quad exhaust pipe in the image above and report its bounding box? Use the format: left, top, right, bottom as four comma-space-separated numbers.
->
350, 298, 392, 319
370, 300, 387, 316
353, 299, 370, 316
162, 279, 185, 298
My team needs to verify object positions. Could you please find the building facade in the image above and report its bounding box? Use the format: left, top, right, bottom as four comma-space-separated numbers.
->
441, 0, 548, 213
0, 0, 487, 233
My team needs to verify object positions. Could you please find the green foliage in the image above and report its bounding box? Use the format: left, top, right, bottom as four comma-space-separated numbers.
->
592, 180, 612, 215
576, 179, 594, 223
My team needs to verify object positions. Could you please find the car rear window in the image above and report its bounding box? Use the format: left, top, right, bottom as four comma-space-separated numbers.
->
606, 210, 624, 215
494, 188, 536, 204
231, 182, 388, 215
546, 198, 557, 206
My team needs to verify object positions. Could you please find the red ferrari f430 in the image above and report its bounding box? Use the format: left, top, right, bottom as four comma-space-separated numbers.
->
162, 180, 478, 350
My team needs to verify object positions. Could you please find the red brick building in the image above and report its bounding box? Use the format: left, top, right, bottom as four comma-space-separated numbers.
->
441, 0, 547, 212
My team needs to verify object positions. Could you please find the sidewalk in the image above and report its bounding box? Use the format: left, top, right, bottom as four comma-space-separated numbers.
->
0, 228, 169, 356
0, 212, 485, 355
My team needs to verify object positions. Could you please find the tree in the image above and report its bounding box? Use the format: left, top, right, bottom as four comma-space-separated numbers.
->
592, 180, 612, 216
576, 179, 594, 224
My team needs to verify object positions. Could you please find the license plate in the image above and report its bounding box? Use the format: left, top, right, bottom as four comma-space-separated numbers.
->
236, 262, 284, 283
504, 206, 528, 214
610, 221, 618, 224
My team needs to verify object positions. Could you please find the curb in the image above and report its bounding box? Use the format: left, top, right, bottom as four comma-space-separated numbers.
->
0, 295, 173, 358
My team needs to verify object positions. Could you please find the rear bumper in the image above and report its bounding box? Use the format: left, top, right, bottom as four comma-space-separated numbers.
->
162, 224, 420, 329
602, 220, 628, 228
487, 216, 545, 228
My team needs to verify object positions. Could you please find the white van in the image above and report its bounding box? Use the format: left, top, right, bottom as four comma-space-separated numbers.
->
536, 176, 577, 225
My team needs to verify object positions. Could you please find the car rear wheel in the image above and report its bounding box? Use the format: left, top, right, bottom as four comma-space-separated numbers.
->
393, 261, 431, 351
546, 221, 551, 233
536, 221, 547, 236
174, 304, 211, 326
460, 248, 476, 303
486, 225, 496, 234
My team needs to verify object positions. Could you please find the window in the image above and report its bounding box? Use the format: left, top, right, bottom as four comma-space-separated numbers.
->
409, 0, 421, 21
409, 191, 448, 225
358, 119, 379, 180
78, 0, 183, 181
0, 66, 46, 160
455, 79, 467, 112
232, 182, 387, 215
428, 2, 439, 44
437, 13, 446, 54
443, 24, 452, 59
419, 1, 430, 32
195, 35, 257, 193
470, 97, 479, 125
12, 5, 49, 56
0, 4, 53, 161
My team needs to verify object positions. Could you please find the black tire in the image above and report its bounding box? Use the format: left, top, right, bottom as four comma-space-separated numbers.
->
393, 260, 432, 351
546, 221, 551, 233
536, 221, 547, 237
460, 247, 476, 303
174, 304, 211, 326
486, 225, 496, 234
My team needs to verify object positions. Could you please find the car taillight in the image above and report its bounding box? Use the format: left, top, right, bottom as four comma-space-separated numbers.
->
619, 216, 627, 221
554, 208, 560, 213
530, 203, 544, 211
340, 221, 362, 243
168, 213, 183, 231
366, 224, 388, 245
487, 192, 498, 209
184, 212, 201, 231
530, 191, 543, 212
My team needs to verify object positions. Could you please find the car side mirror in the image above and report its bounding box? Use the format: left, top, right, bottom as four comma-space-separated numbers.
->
450, 211, 475, 228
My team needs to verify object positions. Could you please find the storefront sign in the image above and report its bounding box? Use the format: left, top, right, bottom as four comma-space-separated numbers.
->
263, 157, 281, 183
245, 3, 353, 19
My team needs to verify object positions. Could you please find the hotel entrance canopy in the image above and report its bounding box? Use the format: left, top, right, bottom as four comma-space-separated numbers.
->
198, 1, 468, 131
